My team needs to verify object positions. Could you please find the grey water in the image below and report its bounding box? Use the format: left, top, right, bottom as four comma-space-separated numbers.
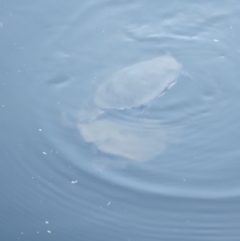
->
1, 0, 240, 240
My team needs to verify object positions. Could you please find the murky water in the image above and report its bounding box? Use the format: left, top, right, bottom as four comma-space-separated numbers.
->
1, 0, 240, 240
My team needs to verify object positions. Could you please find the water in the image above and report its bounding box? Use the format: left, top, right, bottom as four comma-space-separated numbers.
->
1, 0, 240, 240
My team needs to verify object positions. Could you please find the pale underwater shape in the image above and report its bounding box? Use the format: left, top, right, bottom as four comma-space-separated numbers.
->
77, 55, 182, 161
94, 55, 182, 110
77, 118, 167, 162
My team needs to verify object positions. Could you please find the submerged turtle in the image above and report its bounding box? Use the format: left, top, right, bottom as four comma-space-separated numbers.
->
77, 55, 183, 161
79, 54, 182, 122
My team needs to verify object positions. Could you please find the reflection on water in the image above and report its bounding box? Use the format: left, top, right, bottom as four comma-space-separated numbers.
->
78, 116, 167, 161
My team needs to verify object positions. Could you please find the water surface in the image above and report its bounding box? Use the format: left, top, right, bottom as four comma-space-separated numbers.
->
1, 0, 240, 240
